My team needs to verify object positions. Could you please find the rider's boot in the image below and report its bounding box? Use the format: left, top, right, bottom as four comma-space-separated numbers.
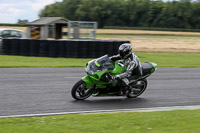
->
121, 78, 130, 96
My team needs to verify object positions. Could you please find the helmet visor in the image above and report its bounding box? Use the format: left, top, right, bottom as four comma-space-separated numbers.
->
119, 50, 130, 58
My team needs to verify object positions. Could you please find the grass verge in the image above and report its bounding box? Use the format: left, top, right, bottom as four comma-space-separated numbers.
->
1, 109, 200, 133
0, 52, 199, 68
136, 52, 200, 67
0, 55, 91, 68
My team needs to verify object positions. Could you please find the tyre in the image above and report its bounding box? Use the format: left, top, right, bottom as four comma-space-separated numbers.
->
71, 80, 93, 100
127, 79, 147, 98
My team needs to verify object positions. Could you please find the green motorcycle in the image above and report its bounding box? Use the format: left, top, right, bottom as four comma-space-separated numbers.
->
71, 55, 157, 100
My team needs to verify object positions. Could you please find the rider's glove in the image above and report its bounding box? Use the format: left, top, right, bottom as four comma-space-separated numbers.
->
110, 75, 120, 84
114, 75, 121, 80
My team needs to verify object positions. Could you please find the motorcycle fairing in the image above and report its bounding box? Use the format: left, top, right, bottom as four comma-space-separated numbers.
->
82, 55, 126, 89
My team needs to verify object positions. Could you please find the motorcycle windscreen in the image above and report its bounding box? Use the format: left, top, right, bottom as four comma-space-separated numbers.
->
87, 55, 114, 73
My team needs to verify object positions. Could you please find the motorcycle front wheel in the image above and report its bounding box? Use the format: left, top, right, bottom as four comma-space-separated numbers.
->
71, 80, 93, 100
127, 79, 147, 98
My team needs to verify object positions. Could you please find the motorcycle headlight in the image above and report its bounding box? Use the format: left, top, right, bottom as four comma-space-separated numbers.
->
88, 70, 94, 75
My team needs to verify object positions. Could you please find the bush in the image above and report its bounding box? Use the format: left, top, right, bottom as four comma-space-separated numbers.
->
103, 26, 200, 32
0, 23, 26, 27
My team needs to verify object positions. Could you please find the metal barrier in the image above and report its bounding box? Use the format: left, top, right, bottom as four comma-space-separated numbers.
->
2, 39, 130, 58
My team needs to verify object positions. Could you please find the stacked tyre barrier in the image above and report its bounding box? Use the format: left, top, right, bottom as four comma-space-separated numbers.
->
2, 39, 130, 58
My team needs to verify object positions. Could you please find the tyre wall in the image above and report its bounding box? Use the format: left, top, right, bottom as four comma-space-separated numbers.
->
2, 39, 130, 58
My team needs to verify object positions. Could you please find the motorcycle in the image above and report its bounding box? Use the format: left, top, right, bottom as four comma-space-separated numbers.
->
71, 55, 157, 100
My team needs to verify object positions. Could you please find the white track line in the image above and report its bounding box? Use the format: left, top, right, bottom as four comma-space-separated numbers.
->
1, 105, 200, 118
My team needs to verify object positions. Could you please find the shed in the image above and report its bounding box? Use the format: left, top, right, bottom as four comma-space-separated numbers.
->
27, 17, 68, 39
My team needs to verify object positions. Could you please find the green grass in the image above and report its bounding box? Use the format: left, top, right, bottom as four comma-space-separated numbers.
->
136, 52, 200, 67
0, 52, 199, 68
1, 109, 200, 133
0, 55, 91, 68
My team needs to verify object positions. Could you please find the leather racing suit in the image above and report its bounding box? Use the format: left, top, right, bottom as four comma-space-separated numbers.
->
110, 52, 143, 86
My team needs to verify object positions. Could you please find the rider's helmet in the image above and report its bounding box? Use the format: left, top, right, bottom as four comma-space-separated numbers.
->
118, 43, 132, 59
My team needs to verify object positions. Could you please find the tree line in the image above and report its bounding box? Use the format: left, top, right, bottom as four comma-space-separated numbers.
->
39, 0, 200, 29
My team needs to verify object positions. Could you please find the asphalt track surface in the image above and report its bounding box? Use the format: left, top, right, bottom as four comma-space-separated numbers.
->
0, 67, 200, 116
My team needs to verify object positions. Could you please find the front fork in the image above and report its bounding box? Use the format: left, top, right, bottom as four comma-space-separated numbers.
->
81, 76, 95, 89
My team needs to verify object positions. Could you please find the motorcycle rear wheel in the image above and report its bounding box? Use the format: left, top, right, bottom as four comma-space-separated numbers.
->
127, 79, 147, 98
71, 80, 93, 100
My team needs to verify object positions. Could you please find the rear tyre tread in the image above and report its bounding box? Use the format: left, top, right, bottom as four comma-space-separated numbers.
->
127, 79, 147, 98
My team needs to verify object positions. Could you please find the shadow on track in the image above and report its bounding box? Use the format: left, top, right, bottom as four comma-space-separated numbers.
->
70, 98, 150, 109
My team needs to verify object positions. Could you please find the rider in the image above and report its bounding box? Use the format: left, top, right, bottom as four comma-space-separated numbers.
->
110, 43, 143, 95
